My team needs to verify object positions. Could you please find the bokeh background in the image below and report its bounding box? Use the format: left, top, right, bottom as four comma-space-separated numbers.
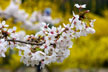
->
0, 0, 108, 72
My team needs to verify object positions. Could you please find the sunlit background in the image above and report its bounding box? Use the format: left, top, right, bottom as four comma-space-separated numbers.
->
0, 0, 108, 72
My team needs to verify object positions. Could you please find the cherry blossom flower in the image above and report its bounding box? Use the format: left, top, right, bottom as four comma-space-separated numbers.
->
31, 51, 46, 61
90, 19, 96, 27
0, 21, 9, 28
86, 27, 96, 34
74, 4, 86, 9
0, 39, 8, 57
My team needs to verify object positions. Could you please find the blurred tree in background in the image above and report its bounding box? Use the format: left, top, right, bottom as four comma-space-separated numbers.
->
0, 0, 108, 72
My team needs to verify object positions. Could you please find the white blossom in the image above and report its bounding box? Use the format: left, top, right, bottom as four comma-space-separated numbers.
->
0, 21, 9, 28
86, 27, 96, 34
31, 51, 46, 61
0, 39, 8, 57
74, 4, 86, 8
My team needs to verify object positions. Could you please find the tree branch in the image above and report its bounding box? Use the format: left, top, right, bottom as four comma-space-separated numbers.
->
7, 39, 45, 45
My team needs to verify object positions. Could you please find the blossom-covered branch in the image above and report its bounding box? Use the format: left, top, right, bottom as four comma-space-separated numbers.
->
0, 0, 61, 30
0, 4, 95, 68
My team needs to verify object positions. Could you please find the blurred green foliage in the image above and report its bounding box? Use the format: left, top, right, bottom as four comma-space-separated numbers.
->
0, 0, 108, 71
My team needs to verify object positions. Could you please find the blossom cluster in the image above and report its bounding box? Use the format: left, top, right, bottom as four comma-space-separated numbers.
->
0, 4, 95, 68
0, 0, 61, 30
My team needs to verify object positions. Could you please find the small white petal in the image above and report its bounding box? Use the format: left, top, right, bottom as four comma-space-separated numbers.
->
0, 24, 2, 28
69, 18, 72, 23
81, 4, 86, 8
8, 29, 13, 33
2, 53, 5, 57
13, 27, 17, 30
4, 25, 9, 27
3, 28, 7, 31
2, 21, 6, 25
74, 4, 80, 8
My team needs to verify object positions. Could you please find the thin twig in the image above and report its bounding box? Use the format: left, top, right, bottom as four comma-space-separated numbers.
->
7, 39, 45, 45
